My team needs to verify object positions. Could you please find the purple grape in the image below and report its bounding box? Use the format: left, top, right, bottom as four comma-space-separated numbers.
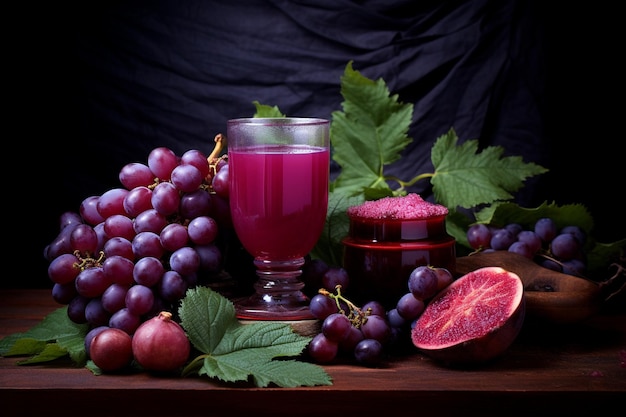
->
104, 214, 135, 241
309, 293, 337, 320
85, 298, 111, 327
169, 247, 200, 276
560, 225, 586, 245
534, 217, 557, 243
386, 308, 406, 328
322, 313, 352, 342
187, 216, 219, 245
339, 326, 364, 353
75, 267, 110, 298
119, 162, 155, 189
133, 256, 165, 287
123, 186, 153, 218
133, 209, 168, 234
354, 339, 384, 367
467, 223, 492, 250
125, 284, 155, 316
322, 267, 350, 292
101, 283, 129, 314
407, 266, 438, 300
109, 307, 141, 335
490, 228, 516, 250
362, 300, 386, 317
181, 149, 210, 178
103, 255, 135, 286
360, 314, 391, 344
508, 241, 534, 259
158, 270, 188, 302
516, 230, 542, 254
151, 182, 180, 216
171, 163, 204, 193
195, 244, 223, 273
550, 233, 581, 261
395, 292, 425, 321
147, 147, 178, 181
307, 333, 338, 363
132, 231, 164, 259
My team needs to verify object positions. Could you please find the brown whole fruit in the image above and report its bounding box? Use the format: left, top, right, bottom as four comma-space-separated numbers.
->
89, 327, 134, 372
132, 311, 191, 372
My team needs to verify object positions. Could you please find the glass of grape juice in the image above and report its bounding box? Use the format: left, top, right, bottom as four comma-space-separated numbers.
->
227, 117, 330, 320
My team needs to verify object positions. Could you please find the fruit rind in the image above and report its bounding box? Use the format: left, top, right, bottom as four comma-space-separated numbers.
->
411, 266, 525, 365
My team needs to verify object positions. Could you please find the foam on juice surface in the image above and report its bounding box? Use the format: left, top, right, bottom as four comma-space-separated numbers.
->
347, 193, 448, 220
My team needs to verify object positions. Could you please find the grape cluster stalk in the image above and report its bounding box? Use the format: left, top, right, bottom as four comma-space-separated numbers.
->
303, 261, 453, 367
467, 218, 588, 277
44, 137, 234, 340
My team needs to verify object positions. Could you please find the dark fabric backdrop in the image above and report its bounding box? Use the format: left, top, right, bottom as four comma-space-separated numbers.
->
12, 0, 623, 288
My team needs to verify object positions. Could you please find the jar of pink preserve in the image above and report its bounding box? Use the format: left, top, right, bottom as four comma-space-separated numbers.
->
342, 193, 456, 309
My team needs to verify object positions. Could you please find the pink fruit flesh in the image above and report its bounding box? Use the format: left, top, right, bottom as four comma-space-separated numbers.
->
411, 266, 525, 365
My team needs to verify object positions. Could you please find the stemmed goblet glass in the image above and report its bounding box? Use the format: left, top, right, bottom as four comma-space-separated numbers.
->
227, 117, 330, 321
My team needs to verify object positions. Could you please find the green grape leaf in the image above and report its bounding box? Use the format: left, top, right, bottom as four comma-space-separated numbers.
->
330, 61, 413, 196
252, 100, 285, 117
0, 306, 89, 365
430, 128, 549, 209
311, 190, 364, 265
473, 201, 595, 233
179, 286, 332, 388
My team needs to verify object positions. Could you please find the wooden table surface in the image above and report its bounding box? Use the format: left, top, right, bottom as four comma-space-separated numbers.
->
1, 289, 624, 417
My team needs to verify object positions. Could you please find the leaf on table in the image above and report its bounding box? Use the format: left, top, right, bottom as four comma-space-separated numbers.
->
0, 306, 88, 365
331, 61, 413, 196
430, 128, 549, 210
179, 286, 332, 388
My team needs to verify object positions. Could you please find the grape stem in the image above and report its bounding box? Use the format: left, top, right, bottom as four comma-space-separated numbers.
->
318, 286, 371, 328
207, 133, 227, 162
74, 250, 105, 269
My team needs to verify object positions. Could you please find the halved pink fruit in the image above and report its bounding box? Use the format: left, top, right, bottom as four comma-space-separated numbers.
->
411, 266, 525, 366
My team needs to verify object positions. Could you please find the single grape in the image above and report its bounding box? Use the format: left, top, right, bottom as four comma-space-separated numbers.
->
301, 258, 329, 297
362, 300, 386, 317
407, 266, 438, 300
386, 308, 407, 328
550, 233, 581, 261
534, 217, 558, 243
354, 338, 384, 367
104, 214, 136, 241
169, 246, 200, 276
508, 241, 533, 259
309, 293, 337, 320
322, 267, 350, 292
103, 236, 134, 260
47, 253, 81, 285
179, 189, 212, 219
101, 283, 129, 314
467, 223, 492, 250
181, 149, 210, 178
211, 164, 229, 198
432, 267, 454, 291
75, 267, 110, 298
108, 307, 142, 335
85, 298, 111, 327
123, 186, 153, 218
490, 228, 516, 251
97, 188, 130, 219
395, 292, 425, 321
103, 254, 136, 287
187, 216, 219, 245
132, 231, 165, 259
67, 295, 89, 324
125, 284, 155, 316
70, 223, 100, 255
159, 270, 188, 302
51, 282, 78, 304
560, 225, 586, 245
80, 196, 105, 226
119, 162, 155, 189
195, 243, 223, 273
505, 223, 523, 236
360, 314, 391, 344
133, 256, 165, 287
516, 230, 542, 254
322, 313, 352, 342
171, 163, 204, 193
147, 147, 178, 181
133, 209, 168, 234
151, 182, 181, 216
307, 333, 338, 363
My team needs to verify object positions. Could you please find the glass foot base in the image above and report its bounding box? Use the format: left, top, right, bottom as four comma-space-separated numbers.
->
234, 293, 314, 321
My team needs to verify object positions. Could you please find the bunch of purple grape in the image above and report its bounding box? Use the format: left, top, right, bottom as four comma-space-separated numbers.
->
467, 217, 587, 276
303, 260, 453, 367
44, 145, 234, 335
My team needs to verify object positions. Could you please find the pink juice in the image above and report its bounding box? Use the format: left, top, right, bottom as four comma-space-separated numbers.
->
229, 144, 329, 260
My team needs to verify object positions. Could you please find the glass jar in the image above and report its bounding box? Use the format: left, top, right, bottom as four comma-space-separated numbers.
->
342, 212, 456, 309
